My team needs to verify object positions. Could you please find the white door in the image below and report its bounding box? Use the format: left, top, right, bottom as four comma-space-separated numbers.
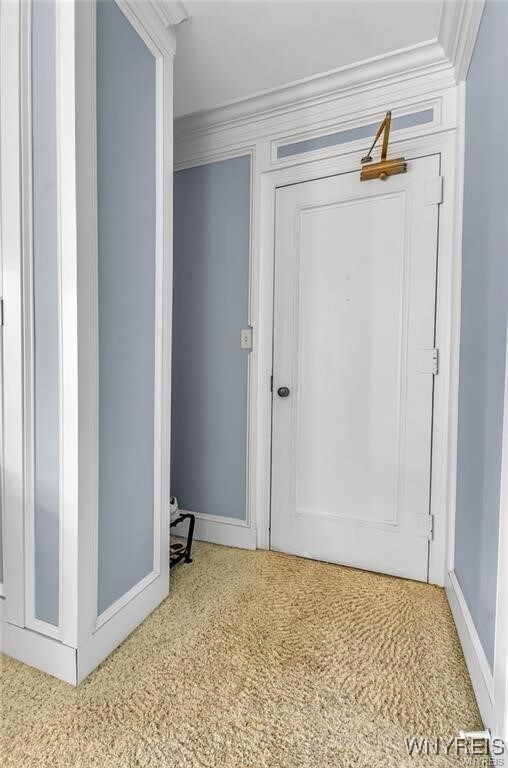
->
271, 155, 440, 582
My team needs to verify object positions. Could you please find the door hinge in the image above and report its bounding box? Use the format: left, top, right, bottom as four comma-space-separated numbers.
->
0, 298, 3, 327
418, 347, 439, 375
424, 176, 443, 206
270, 374, 273, 393
416, 513, 434, 540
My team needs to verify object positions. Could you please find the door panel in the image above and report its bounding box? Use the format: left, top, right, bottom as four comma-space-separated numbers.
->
271, 155, 440, 582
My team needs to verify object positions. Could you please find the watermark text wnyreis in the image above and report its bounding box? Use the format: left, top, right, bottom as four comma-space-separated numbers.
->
404, 732, 505, 762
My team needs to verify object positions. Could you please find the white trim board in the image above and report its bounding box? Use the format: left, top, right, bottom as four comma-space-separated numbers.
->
446, 570, 494, 729
19, 0, 47, 640
57, 0, 80, 649
0, 0, 25, 628
174, 512, 256, 551
175, 72, 460, 168
0, 622, 77, 686
443, 82, 467, 578
492, 327, 508, 743
77, 572, 167, 684
95, 570, 160, 631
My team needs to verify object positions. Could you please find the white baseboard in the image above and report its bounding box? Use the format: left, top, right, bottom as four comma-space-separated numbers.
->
446, 570, 494, 728
0, 578, 169, 685
77, 575, 167, 683
175, 510, 257, 550
0, 620, 77, 685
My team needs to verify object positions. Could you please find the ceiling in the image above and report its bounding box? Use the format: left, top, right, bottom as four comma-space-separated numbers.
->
173, 1, 444, 118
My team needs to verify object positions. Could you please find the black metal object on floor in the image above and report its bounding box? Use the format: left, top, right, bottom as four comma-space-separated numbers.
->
170, 512, 195, 569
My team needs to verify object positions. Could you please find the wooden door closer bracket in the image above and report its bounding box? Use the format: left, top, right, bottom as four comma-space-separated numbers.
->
360, 111, 407, 181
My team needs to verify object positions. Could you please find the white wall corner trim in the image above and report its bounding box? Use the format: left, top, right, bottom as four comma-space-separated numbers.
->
95, 570, 160, 631
57, 0, 80, 650
77, 575, 167, 684
446, 570, 494, 728
176, 511, 257, 551
0, 622, 77, 685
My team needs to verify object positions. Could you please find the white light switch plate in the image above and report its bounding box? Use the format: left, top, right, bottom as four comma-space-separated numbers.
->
240, 328, 253, 349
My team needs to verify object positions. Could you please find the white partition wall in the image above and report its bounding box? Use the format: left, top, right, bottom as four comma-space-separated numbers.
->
0, 0, 175, 685
74, 0, 174, 682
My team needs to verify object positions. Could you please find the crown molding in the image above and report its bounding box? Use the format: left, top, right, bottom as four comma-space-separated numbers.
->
152, 1, 189, 29
174, 0, 484, 140
122, 0, 186, 56
175, 39, 453, 138
438, 0, 485, 81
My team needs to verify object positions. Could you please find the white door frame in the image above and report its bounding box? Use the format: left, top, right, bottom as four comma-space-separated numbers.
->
252, 130, 462, 587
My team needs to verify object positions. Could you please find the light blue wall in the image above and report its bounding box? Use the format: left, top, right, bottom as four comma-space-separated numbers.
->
455, 0, 508, 668
172, 156, 251, 520
96, 0, 157, 615
32, 0, 60, 627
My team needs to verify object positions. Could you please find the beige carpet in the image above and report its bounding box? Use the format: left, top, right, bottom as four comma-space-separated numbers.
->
1, 543, 481, 767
